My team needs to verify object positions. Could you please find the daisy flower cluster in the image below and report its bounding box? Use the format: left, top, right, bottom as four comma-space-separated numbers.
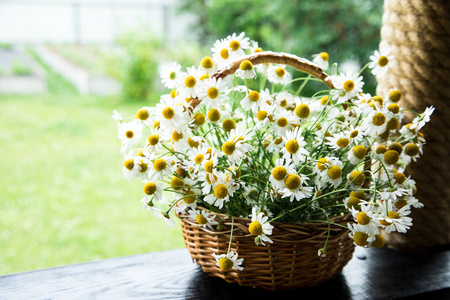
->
114, 32, 434, 272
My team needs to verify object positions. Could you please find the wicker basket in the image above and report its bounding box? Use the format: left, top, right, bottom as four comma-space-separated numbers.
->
179, 209, 355, 290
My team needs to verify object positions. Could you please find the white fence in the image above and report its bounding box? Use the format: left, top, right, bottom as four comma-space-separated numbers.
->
0, 0, 195, 45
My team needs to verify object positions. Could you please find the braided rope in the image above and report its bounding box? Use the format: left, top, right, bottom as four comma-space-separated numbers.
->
376, 0, 450, 251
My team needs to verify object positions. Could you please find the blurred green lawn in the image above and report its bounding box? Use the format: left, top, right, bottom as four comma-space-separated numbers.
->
0, 91, 185, 275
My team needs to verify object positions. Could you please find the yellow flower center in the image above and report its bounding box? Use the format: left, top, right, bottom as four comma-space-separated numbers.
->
207, 87, 219, 99
386, 118, 399, 130
372, 112, 386, 126
218, 257, 233, 271
388, 103, 400, 114
193, 113, 206, 126
172, 130, 183, 142
249, 220, 263, 236
389, 89, 402, 102
222, 141, 236, 155
353, 232, 369, 247
378, 55, 389, 67
170, 89, 178, 98
188, 137, 200, 148
343, 80, 355, 92
372, 234, 385, 248
395, 199, 408, 210
248, 91, 260, 102
143, 182, 157, 195
357, 212, 371, 225
352, 145, 367, 159
350, 130, 359, 138
319, 52, 329, 61
207, 108, 221, 122
184, 75, 196, 88
153, 120, 160, 129
148, 134, 159, 146
220, 48, 229, 59
230, 40, 240, 51
200, 74, 209, 81
376, 145, 387, 154
275, 67, 285, 77
285, 174, 301, 190
317, 158, 329, 171
124, 159, 134, 170
388, 142, 403, 155
139, 163, 148, 173
388, 211, 400, 219
201, 56, 214, 69
279, 99, 287, 107
257, 110, 267, 121
222, 119, 236, 132
285, 139, 300, 154
295, 104, 310, 119
183, 190, 197, 204
214, 184, 228, 199
204, 160, 214, 173
239, 60, 253, 71
153, 159, 167, 172
405, 143, 420, 156
170, 177, 184, 190
136, 109, 149, 120
327, 165, 342, 180
254, 47, 263, 53
194, 154, 204, 165
196, 214, 208, 225
320, 96, 331, 105
272, 166, 287, 181
274, 137, 283, 145
125, 130, 134, 139
162, 107, 175, 120
336, 138, 349, 148
347, 197, 361, 209
349, 171, 365, 186
169, 71, 176, 80
277, 117, 288, 127
372, 96, 383, 106
384, 150, 399, 164
350, 190, 366, 200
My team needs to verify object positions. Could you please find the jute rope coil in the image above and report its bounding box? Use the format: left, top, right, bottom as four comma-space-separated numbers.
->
179, 209, 354, 290
376, 0, 450, 251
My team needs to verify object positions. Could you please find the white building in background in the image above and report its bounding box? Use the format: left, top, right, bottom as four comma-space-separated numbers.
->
0, 0, 195, 44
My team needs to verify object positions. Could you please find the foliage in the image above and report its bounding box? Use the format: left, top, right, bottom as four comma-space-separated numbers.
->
0, 43, 12, 51
105, 30, 161, 100
178, 0, 383, 94
11, 60, 32, 76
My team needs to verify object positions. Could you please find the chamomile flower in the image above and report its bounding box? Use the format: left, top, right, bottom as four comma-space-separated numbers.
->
279, 173, 313, 202
212, 38, 233, 69
378, 200, 412, 233
267, 65, 291, 85
154, 97, 188, 138
361, 108, 390, 137
402, 142, 423, 164
213, 251, 244, 271
271, 110, 296, 135
241, 89, 264, 113
275, 91, 296, 110
236, 60, 256, 79
269, 157, 296, 190
281, 127, 309, 164
265, 135, 284, 153
312, 52, 330, 70
326, 132, 351, 151
226, 32, 250, 59
369, 44, 395, 76
188, 209, 218, 229
198, 56, 216, 74
122, 150, 144, 180
347, 145, 367, 165
159, 62, 182, 89
410, 106, 435, 130
348, 223, 380, 248
254, 101, 275, 129
319, 159, 344, 189
154, 209, 176, 227
148, 156, 174, 180
177, 67, 202, 99
221, 126, 255, 165
185, 146, 209, 174
197, 77, 229, 110
141, 181, 164, 203
204, 172, 237, 209
328, 72, 364, 103
118, 120, 143, 154
112, 110, 122, 123
248, 207, 274, 246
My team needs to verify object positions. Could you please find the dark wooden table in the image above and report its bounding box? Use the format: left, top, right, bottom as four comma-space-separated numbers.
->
1, 247, 449, 300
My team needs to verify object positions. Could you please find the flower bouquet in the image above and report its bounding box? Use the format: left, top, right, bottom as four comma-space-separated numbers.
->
114, 33, 434, 290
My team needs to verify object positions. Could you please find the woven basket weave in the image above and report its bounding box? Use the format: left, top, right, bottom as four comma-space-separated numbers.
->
179, 210, 354, 290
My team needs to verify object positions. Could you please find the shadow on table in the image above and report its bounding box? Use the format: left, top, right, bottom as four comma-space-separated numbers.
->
184, 267, 351, 300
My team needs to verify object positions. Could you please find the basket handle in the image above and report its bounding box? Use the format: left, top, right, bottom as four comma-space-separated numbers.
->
188, 51, 334, 110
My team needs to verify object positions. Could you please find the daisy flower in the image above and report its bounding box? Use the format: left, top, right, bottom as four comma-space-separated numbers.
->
319, 158, 344, 189
221, 125, 255, 165
197, 77, 229, 109
269, 157, 296, 190
265, 135, 284, 153
235, 59, 256, 79
248, 207, 274, 246
410, 106, 435, 130
211, 38, 233, 69
186, 146, 209, 174
328, 72, 364, 103
198, 56, 216, 74
112, 110, 122, 123
281, 127, 309, 165
159, 62, 182, 89
402, 142, 423, 164
267, 64, 291, 85
148, 156, 174, 180
226, 32, 250, 59
279, 173, 313, 202
154, 97, 188, 139
204, 172, 237, 209
141, 181, 165, 204
240, 89, 264, 113
377, 200, 412, 233
348, 223, 381, 248
369, 44, 395, 76
213, 251, 244, 271
275, 91, 296, 110
118, 120, 143, 154
254, 101, 275, 129
361, 108, 390, 137
154, 209, 176, 228
271, 109, 296, 135
177, 67, 202, 99
312, 52, 329, 70
188, 209, 218, 229
122, 150, 146, 180
347, 145, 367, 165
326, 132, 350, 151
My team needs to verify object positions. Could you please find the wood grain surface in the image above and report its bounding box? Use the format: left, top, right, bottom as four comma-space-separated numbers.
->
1, 247, 449, 299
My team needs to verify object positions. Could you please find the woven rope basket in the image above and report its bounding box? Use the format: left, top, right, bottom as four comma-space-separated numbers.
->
376, 0, 450, 251
179, 210, 355, 290
177, 52, 355, 290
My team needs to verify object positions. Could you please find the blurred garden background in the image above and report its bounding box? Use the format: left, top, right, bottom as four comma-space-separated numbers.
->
0, 0, 382, 275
